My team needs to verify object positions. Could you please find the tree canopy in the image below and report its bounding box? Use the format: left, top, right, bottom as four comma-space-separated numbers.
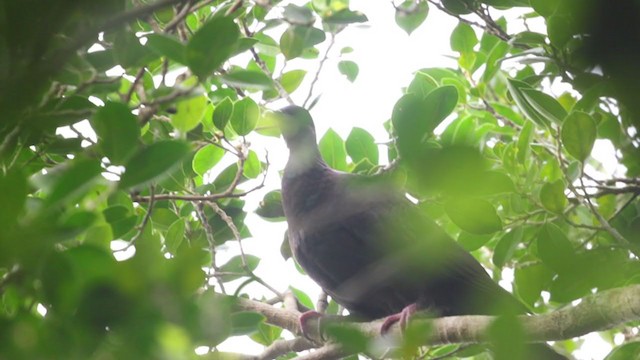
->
1, 0, 640, 359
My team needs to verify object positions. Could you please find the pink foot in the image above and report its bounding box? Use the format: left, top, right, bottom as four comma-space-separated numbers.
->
380, 303, 418, 334
299, 310, 323, 339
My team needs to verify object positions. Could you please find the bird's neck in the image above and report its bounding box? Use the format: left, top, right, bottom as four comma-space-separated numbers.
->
283, 137, 327, 178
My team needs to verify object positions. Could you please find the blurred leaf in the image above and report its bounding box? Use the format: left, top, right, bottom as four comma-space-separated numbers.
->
213, 97, 234, 130
290, 286, 314, 310
243, 150, 262, 179
442, 0, 478, 14
515, 263, 553, 307
507, 79, 549, 127
395, 0, 429, 35
489, 315, 525, 360
346, 127, 378, 164
516, 121, 533, 164
0, 171, 27, 229
44, 157, 103, 206
539, 180, 567, 214
250, 323, 283, 346
605, 342, 640, 360
325, 324, 369, 353
445, 198, 502, 234
230, 312, 265, 336
450, 22, 477, 53
165, 218, 185, 253
561, 111, 597, 162
319, 129, 348, 171
192, 144, 225, 176
537, 223, 575, 274
230, 98, 260, 136
220, 69, 274, 91
338, 60, 359, 82
255, 190, 285, 221
521, 88, 567, 124
186, 16, 240, 78
493, 228, 523, 268
458, 231, 493, 251
218, 255, 260, 282
120, 141, 190, 189
145, 33, 186, 64
407, 72, 438, 98
280, 25, 326, 59
283, 4, 314, 24
281, 69, 306, 93
172, 95, 208, 133
323, 9, 368, 24
91, 102, 139, 165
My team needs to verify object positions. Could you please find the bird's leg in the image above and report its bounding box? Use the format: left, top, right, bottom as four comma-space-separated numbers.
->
380, 303, 418, 334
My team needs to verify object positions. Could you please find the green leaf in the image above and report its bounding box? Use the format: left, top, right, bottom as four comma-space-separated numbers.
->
407, 72, 438, 98
521, 88, 567, 124
457, 232, 493, 251
91, 102, 139, 165
243, 150, 262, 179
145, 33, 186, 64
338, 60, 359, 82
493, 228, 523, 268
280, 25, 326, 59
230, 312, 265, 336
325, 325, 369, 353
283, 4, 314, 24
250, 323, 283, 346
171, 95, 208, 133
120, 140, 190, 189
319, 129, 348, 171
290, 286, 314, 310
392, 86, 458, 156
213, 97, 234, 130
445, 198, 502, 234
0, 171, 27, 229
220, 69, 274, 91
186, 16, 240, 78
394, 0, 429, 35
255, 190, 285, 221
218, 255, 260, 282
45, 157, 103, 206
507, 78, 549, 127
192, 144, 225, 176
529, 0, 558, 17
605, 342, 640, 360
539, 180, 567, 214
514, 263, 553, 307
442, 0, 477, 14
230, 97, 260, 136
346, 127, 378, 164
450, 22, 477, 53
323, 9, 368, 24
165, 218, 185, 253
280, 70, 306, 93
561, 111, 597, 162
516, 121, 533, 164
537, 223, 575, 274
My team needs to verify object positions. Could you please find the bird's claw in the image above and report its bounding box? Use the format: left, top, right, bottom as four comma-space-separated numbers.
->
299, 310, 324, 341
380, 303, 418, 335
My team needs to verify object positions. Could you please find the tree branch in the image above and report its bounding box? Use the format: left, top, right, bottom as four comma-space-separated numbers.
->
235, 284, 640, 358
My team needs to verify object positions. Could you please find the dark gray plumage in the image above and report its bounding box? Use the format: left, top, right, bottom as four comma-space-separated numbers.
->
277, 106, 568, 359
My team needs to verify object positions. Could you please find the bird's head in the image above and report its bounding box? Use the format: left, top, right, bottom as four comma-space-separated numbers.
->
276, 105, 317, 149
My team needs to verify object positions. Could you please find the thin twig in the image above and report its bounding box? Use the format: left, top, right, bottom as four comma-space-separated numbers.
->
302, 34, 336, 108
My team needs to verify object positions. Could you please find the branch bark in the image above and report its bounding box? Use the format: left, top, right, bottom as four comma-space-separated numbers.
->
235, 284, 640, 359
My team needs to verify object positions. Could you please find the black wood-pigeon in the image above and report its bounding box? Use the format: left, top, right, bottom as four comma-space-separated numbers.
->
277, 105, 568, 359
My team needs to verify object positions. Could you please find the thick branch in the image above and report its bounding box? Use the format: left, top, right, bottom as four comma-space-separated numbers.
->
235, 285, 640, 357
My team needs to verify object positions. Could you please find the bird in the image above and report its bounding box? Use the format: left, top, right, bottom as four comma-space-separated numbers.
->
277, 105, 569, 359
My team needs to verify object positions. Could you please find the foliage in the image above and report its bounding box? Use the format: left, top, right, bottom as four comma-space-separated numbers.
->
1, 0, 640, 359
